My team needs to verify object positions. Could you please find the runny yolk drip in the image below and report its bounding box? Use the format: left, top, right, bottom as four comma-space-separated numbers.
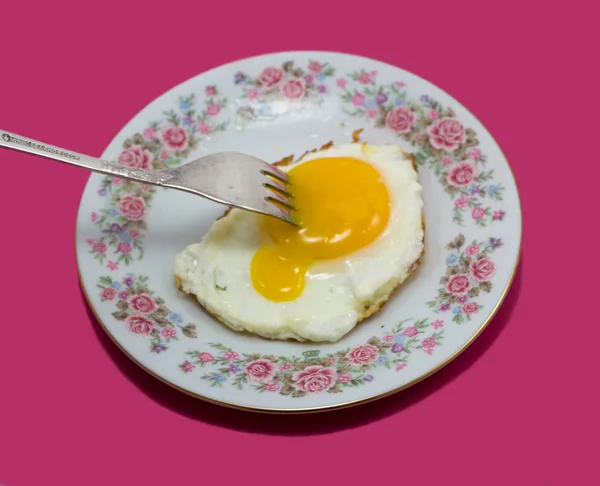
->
250, 156, 390, 302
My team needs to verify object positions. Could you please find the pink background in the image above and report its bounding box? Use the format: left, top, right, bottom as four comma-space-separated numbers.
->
0, 1, 596, 485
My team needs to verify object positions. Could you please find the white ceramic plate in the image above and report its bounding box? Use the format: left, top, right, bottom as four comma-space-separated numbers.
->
76, 51, 521, 413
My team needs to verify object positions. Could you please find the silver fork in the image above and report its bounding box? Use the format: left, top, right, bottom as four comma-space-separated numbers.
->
0, 129, 296, 224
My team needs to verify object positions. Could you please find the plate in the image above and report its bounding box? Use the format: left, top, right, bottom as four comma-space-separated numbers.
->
76, 51, 521, 413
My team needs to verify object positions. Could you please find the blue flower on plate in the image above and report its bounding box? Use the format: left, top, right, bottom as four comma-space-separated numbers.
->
98, 188, 107, 196
487, 185, 498, 196
315, 73, 326, 81
109, 208, 119, 217
446, 253, 459, 265
394, 97, 405, 106
182, 115, 194, 127
111, 281, 121, 289
179, 100, 192, 111
119, 232, 132, 243
364, 375, 374, 382
214, 374, 226, 383
377, 356, 388, 365
394, 334, 406, 345
169, 313, 184, 324
364, 98, 377, 109
420, 95, 429, 102
452, 306, 462, 314
234, 72, 246, 84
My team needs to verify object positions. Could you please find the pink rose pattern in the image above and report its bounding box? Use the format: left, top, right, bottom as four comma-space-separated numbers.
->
470, 258, 496, 282
98, 274, 196, 353
428, 118, 466, 151
158, 125, 189, 153
428, 234, 503, 324
181, 317, 444, 396
446, 274, 471, 296
258, 66, 285, 87
128, 294, 157, 314
244, 359, 278, 383
429, 109, 440, 120
197, 122, 211, 135
292, 366, 337, 394
280, 79, 305, 100
161, 327, 177, 339
472, 207, 486, 220
117, 146, 154, 169
352, 92, 365, 106
346, 345, 379, 366
90, 90, 228, 268
126, 314, 154, 336
308, 61, 322, 74
235, 60, 335, 121
403, 326, 419, 337
118, 195, 146, 221
198, 352, 215, 363
447, 159, 478, 187
206, 103, 220, 116
100, 287, 117, 301
462, 302, 479, 314
386, 107, 416, 133
337, 70, 505, 226
465, 244, 480, 256
336, 78, 347, 88
117, 242, 131, 254
263, 381, 280, 392
93, 242, 106, 254
338, 374, 353, 384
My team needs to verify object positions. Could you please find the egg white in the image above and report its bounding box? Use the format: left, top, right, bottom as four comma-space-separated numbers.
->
174, 143, 424, 343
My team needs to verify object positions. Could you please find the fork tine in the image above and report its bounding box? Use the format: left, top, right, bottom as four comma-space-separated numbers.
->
265, 202, 297, 225
260, 163, 296, 223
261, 166, 290, 185
266, 195, 294, 211
265, 187, 295, 209
263, 181, 293, 199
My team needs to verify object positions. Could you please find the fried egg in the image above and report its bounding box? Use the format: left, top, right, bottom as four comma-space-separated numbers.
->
174, 141, 424, 342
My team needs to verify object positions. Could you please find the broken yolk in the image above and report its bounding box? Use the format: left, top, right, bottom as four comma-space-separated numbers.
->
250, 156, 390, 302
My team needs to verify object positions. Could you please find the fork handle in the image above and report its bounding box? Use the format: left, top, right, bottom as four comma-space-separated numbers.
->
0, 129, 175, 186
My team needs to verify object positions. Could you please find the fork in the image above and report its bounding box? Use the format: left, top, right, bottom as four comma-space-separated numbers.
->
0, 129, 296, 224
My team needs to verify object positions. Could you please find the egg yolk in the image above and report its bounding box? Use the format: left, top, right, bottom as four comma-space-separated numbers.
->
250, 156, 390, 302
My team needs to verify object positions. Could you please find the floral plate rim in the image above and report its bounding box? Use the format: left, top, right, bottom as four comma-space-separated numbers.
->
76, 50, 522, 413
78, 266, 519, 413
